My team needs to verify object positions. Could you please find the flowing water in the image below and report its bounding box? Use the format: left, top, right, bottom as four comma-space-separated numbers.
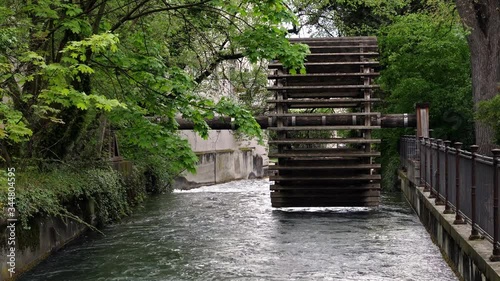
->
20, 179, 457, 281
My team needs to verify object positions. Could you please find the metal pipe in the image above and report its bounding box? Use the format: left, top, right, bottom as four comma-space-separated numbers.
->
172, 114, 417, 130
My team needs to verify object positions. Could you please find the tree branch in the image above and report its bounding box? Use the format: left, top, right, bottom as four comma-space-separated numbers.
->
195, 53, 244, 84
111, 0, 213, 32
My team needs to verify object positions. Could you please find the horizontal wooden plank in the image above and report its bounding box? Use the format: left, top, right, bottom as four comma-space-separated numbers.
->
271, 197, 380, 202
267, 126, 380, 131
268, 101, 380, 109
265, 112, 380, 117
267, 85, 380, 91
271, 147, 379, 153
268, 98, 381, 103
278, 147, 359, 152
268, 164, 381, 170
268, 102, 380, 109
270, 175, 381, 181
306, 52, 379, 56
270, 158, 374, 166
288, 39, 378, 47
306, 45, 378, 50
270, 195, 380, 202
268, 72, 380, 79
268, 138, 381, 144
272, 203, 379, 208
269, 152, 381, 157
289, 36, 377, 42
269, 152, 380, 159
270, 196, 380, 207
270, 184, 380, 191
285, 92, 366, 98
268, 61, 379, 69
271, 201, 379, 208
270, 191, 380, 198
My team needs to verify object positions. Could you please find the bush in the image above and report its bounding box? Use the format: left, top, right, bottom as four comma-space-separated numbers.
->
0, 164, 147, 227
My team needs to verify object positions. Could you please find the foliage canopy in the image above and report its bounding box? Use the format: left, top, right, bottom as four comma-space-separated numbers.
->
0, 0, 309, 175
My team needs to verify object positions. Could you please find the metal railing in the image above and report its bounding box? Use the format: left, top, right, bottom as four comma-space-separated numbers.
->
400, 135, 500, 261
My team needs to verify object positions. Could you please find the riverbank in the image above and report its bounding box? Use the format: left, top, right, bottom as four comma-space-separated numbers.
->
0, 161, 145, 280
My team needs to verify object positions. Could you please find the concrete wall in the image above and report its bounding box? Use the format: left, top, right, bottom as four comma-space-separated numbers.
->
0, 160, 132, 281
399, 169, 500, 281
174, 130, 268, 189
0, 200, 94, 280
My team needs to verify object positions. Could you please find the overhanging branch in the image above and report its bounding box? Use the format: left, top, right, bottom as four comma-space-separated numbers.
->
195, 53, 244, 84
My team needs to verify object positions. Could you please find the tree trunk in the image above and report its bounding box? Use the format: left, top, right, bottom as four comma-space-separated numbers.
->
455, 0, 500, 155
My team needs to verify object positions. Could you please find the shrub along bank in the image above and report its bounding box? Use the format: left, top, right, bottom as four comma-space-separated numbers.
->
0, 159, 173, 231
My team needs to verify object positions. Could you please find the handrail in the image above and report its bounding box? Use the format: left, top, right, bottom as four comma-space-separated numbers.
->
400, 135, 500, 261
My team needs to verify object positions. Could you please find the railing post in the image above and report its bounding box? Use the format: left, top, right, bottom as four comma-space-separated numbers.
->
443, 140, 454, 214
423, 137, 430, 192
490, 149, 500, 261
429, 138, 436, 198
435, 139, 444, 205
418, 136, 424, 186
469, 145, 480, 240
453, 142, 465, 224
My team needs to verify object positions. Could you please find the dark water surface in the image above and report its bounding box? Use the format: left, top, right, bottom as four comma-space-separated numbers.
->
20, 179, 457, 281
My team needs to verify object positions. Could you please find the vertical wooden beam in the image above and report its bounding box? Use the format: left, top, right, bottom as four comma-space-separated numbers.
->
361, 42, 373, 168
276, 68, 286, 177
416, 103, 430, 138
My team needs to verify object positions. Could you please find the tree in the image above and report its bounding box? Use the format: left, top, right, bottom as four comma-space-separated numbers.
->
376, 11, 473, 189
287, 0, 424, 36
455, 0, 500, 154
0, 0, 309, 173
378, 13, 473, 142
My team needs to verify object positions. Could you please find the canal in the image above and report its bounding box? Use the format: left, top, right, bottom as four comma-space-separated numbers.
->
20, 179, 457, 280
